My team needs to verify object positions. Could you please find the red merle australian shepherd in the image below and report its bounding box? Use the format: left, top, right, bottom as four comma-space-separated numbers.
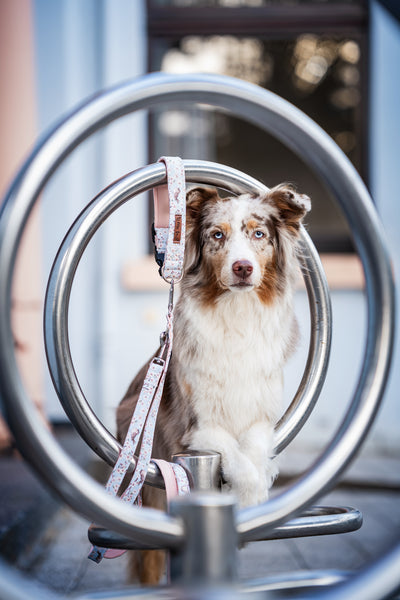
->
116, 184, 311, 583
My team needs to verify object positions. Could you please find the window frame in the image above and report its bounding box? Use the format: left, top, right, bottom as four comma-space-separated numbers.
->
146, 1, 370, 254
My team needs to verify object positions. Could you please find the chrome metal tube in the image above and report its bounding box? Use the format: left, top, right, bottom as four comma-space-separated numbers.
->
253, 505, 362, 540
43, 160, 330, 480
88, 504, 361, 551
0, 72, 394, 547
172, 450, 222, 491
169, 492, 238, 585
316, 541, 400, 600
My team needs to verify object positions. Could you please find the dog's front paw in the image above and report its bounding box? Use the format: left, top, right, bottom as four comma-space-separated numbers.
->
221, 453, 263, 508
237, 472, 270, 507
188, 426, 275, 507
251, 478, 271, 506
238, 482, 269, 508
224, 455, 279, 507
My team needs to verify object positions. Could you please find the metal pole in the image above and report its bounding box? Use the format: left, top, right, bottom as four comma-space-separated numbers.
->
169, 492, 238, 586
172, 450, 222, 491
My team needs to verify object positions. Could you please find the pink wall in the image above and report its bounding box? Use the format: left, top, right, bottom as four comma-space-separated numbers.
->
0, 0, 46, 449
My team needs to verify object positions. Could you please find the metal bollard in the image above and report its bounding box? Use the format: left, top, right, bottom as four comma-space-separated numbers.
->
87, 451, 224, 553
172, 450, 221, 492
168, 452, 239, 586
169, 491, 238, 586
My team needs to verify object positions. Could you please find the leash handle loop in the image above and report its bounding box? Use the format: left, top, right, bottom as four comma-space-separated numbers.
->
153, 157, 186, 283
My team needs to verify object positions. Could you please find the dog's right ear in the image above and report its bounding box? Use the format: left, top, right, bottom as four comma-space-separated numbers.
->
186, 187, 219, 220
185, 187, 219, 272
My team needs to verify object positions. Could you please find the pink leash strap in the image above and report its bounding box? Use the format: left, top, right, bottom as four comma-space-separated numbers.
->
153, 459, 191, 502
100, 461, 189, 560
153, 157, 186, 283
88, 157, 189, 564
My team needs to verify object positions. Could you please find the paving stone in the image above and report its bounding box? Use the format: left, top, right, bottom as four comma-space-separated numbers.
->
18, 507, 133, 595
237, 486, 400, 586
238, 539, 303, 579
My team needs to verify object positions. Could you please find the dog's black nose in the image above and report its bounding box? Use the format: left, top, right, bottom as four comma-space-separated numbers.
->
232, 260, 253, 279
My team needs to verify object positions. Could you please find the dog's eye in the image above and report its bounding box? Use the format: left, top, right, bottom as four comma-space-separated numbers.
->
213, 231, 224, 240
253, 230, 265, 239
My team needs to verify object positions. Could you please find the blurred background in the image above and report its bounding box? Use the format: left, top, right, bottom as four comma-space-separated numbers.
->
0, 1, 400, 595
0, 0, 399, 467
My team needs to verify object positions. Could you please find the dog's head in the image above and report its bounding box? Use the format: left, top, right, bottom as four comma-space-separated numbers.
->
183, 185, 311, 306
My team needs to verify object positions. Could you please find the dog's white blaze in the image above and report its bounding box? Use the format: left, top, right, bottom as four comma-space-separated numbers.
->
220, 198, 263, 288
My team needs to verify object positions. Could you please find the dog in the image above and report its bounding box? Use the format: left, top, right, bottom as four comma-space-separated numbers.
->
116, 184, 311, 583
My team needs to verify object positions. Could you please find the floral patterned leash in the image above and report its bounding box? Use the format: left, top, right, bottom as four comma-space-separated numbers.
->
88, 157, 190, 563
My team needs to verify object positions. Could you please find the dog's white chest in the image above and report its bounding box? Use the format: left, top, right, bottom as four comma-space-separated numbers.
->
174, 293, 293, 436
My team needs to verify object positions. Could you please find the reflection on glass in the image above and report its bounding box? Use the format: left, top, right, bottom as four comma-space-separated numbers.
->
160, 35, 361, 161
151, 32, 365, 251
162, 37, 273, 85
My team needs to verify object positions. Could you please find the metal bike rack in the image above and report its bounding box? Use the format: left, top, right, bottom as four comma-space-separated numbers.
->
0, 73, 396, 597
43, 159, 331, 481
43, 157, 361, 556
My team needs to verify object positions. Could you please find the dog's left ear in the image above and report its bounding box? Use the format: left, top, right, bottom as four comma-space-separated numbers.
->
184, 187, 220, 273
266, 185, 311, 234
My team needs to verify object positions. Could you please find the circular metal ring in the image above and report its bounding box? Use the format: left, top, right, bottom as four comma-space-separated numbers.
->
0, 73, 394, 544
44, 160, 331, 484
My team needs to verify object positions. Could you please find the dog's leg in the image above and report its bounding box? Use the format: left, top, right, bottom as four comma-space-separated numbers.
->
188, 425, 264, 507
239, 420, 279, 505
131, 548, 166, 586
126, 485, 167, 585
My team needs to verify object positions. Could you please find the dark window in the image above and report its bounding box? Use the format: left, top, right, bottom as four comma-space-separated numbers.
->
147, 1, 369, 252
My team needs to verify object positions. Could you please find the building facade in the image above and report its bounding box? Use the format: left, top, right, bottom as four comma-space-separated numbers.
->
2, 0, 399, 458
